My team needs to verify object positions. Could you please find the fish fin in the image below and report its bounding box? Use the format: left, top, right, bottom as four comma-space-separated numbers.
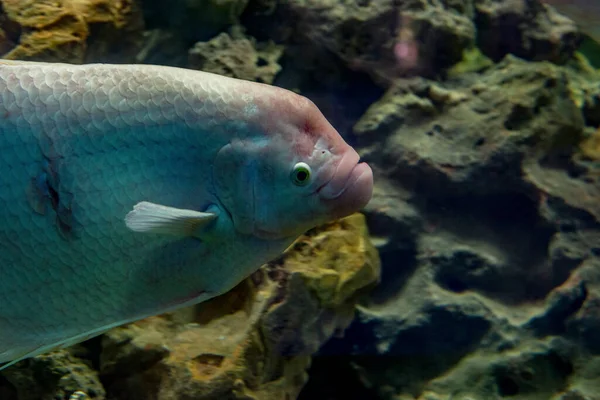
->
125, 201, 217, 237
0, 349, 37, 371
0, 341, 51, 371
0, 288, 217, 372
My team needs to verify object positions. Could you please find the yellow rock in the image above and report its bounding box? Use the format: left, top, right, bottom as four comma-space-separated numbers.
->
101, 213, 381, 400
579, 128, 600, 160
0, 0, 142, 63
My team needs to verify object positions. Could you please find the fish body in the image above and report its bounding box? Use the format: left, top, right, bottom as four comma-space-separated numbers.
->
541, 0, 600, 42
0, 60, 373, 367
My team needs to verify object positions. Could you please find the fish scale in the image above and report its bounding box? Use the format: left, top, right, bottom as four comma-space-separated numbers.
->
0, 59, 374, 369
0, 61, 276, 363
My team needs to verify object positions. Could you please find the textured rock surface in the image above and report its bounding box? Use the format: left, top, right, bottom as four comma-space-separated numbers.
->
143, 0, 248, 43
0, 0, 144, 63
189, 27, 284, 84
2, 0, 600, 399
300, 55, 600, 399
243, 0, 580, 85
475, 0, 581, 64
244, 0, 476, 84
0, 349, 106, 400
99, 213, 379, 400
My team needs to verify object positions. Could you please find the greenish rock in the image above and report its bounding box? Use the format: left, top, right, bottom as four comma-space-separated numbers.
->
305, 54, 600, 400
188, 27, 283, 83
448, 47, 494, 77
143, 0, 248, 42
1, 350, 106, 400
578, 37, 600, 68
98, 214, 380, 400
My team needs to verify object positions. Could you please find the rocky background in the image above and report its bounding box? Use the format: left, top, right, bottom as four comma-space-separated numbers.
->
0, 0, 599, 399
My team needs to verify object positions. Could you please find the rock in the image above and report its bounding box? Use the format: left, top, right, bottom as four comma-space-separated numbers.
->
0, 349, 106, 400
99, 214, 380, 400
188, 27, 284, 84
244, 0, 581, 85
0, 216, 378, 400
314, 233, 496, 396
353, 56, 590, 307
354, 56, 584, 190
306, 54, 600, 399
0, 0, 144, 63
566, 271, 600, 355
142, 0, 249, 43
474, 0, 581, 64
526, 272, 588, 336
251, 0, 475, 84
2, 0, 600, 398
133, 29, 189, 66
399, 1, 476, 78
423, 338, 577, 399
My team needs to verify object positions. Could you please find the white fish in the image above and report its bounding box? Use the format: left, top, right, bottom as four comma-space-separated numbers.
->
0, 60, 373, 369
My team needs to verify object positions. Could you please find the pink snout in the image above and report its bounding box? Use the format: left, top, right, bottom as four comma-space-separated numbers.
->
319, 151, 373, 219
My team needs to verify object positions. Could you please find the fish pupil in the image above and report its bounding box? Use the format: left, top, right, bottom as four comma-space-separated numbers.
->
297, 170, 308, 181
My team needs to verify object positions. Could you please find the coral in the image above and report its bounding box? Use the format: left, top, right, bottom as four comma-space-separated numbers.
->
448, 46, 494, 77
475, 0, 581, 64
188, 27, 283, 84
260, 0, 475, 84
308, 54, 600, 400
0, 215, 378, 400
0, 0, 144, 63
0, 349, 106, 400
3, 0, 600, 398
143, 0, 248, 43
98, 214, 379, 400
579, 128, 600, 160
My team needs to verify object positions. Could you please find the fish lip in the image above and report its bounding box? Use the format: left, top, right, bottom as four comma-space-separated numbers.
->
321, 161, 373, 218
322, 161, 371, 200
316, 149, 361, 199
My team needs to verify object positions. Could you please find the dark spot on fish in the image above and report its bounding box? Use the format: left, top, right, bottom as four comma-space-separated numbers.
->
47, 183, 59, 210
55, 204, 74, 240
29, 157, 74, 240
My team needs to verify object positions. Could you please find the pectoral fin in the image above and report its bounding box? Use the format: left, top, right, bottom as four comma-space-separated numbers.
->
125, 201, 217, 237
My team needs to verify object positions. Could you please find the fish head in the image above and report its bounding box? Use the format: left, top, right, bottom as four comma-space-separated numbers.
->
213, 89, 373, 240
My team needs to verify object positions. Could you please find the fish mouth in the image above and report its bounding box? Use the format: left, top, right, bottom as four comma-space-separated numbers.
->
319, 154, 373, 219
317, 149, 361, 198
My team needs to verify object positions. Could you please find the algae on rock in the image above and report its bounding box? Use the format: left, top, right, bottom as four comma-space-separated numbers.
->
189, 27, 283, 84
98, 213, 380, 400
0, 0, 144, 63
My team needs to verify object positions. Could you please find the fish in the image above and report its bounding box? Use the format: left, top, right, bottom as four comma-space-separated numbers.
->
0, 59, 373, 369
540, 0, 600, 43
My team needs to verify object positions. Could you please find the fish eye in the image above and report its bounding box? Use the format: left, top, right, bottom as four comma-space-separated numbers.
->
291, 162, 312, 186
